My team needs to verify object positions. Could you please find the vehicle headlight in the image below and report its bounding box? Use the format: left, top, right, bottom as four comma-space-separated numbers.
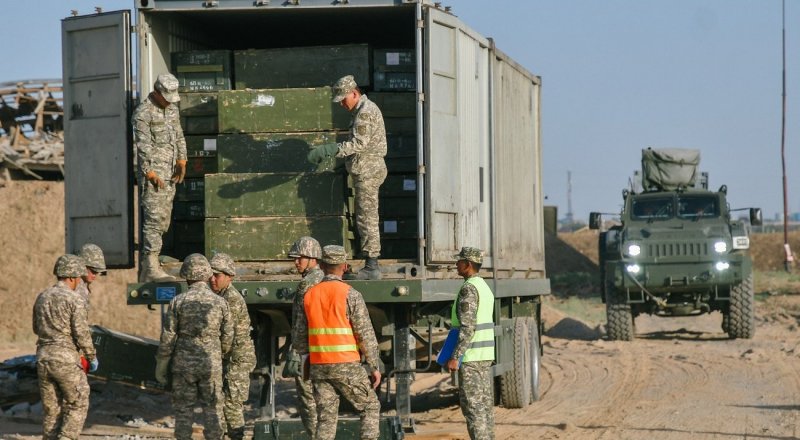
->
714, 241, 727, 253
626, 264, 641, 274
626, 244, 641, 257
715, 261, 730, 271
732, 236, 750, 250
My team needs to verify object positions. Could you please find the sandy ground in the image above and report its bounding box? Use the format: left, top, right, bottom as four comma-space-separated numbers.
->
3, 181, 800, 439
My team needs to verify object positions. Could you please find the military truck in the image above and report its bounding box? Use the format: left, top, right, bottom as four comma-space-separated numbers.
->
61, 1, 549, 436
589, 148, 761, 341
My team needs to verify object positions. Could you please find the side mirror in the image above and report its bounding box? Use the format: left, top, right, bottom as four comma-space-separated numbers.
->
749, 208, 762, 226
589, 212, 602, 230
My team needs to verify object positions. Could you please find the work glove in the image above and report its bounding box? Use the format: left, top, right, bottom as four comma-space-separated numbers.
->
282, 350, 302, 378
146, 171, 165, 191
89, 358, 100, 373
171, 160, 187, 184
155, 356, 170, 385
306, 143, 339, 164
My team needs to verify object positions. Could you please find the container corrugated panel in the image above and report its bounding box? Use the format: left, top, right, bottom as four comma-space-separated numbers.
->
234, 44, 370, 90
217, 132, 347, 173
205, 173, 347, 217
217, 88, 351, 133
171, 50, 232, 92
206, 216, 354, 261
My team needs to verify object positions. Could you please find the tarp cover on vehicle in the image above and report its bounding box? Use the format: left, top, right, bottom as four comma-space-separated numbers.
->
641, 148, 700, 191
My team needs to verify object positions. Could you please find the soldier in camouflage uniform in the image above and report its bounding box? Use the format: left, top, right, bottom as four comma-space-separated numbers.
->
33, 254, 98, 440
209, 253, 256, 440
75, 243, 107, 309
155, 253, 233, 440
133, 73, 187, 282
283, 236, 325, 436
307, 75, 387, 280
295, 245, 382, 440
446, 247, 495, 440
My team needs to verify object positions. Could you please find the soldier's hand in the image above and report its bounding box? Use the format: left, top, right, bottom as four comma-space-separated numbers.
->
171, 160, 187, 184
446, 358, 460, 373
306, 143, 339, 164
370, 369, 381, 390
146, 171, 165, 191
155, 356, 170, 385
282, 350, 302, 378
89, 358, 100, 373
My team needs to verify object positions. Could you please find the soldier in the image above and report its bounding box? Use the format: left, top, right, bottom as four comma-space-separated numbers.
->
306, 75, 387, 280
446, 247, 496, 440
155, 253, 233, 440
75, 243, 107, 309
208, 253, 256, 440
33, 254, 99, 440
282, 236, 325, 436
295, 245, 382, 440
133, 72, 187, 282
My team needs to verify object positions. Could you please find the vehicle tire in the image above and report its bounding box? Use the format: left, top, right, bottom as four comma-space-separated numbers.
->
606, 280, 635, 341
727, 275, 755, 339
721, 312, 730, 333
500, 317, 531, 408
526, 317, 541, 403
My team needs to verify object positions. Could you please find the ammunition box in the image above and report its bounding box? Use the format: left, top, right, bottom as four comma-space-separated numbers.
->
386, 133, 417, 158
217, 132, 347, 173
89, 326, 163, 390
373, 49, 416, 92
173, 220, 205, 243
185, 156, 218, 178
379, 196, 417, 217
385, 156, 416, 174
380, 238, 417, 260
218, 88, 350, 133
171, 50, 232, 92
234, 44, 370, 90
374, 71, 416, 92
206, 216, 354, 261
185, 135, 218, 157
380, 174, 418, 198
180, 115, 218, 135
205, 173, 347, 217
381, 217, 417, 238
369, 92, 416, 118
172, 201, 205, 221
175, 178, 205, 202
179, 93, 219, 135
383, 117, 416, 134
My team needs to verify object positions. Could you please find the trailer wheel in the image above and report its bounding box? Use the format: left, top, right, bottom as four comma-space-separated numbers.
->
727, 275, 755, 339
606, 280, 634, 341
500, 318, 531, 408
526, 317, 541, 402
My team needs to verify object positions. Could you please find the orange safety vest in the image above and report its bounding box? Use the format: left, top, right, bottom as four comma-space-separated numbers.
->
304, 280, 360, 364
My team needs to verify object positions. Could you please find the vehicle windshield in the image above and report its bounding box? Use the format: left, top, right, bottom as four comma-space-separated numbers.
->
677, 195, 719, 220
631, 197, 673, 220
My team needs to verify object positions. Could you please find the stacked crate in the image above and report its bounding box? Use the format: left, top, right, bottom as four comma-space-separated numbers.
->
371, 49, 418, 258
168, 50, 231, 259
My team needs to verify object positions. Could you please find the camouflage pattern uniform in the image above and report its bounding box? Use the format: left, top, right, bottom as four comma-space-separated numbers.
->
333, 75, 387, 258
209, 253, 256, 436
33, 255, 94, 440
452, 247, 495, 440
295, 246, 381, 440
157, 254, 233, 440
133, 74, 187, 257
291, 267, 324, 435
75, 243, 107, 311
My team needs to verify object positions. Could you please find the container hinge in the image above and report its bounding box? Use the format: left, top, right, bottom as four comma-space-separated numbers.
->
417, 92, 425, 102
287, 0, 300, 4
334, 0, 350, 4
255, 0, 269, 5
416, 19, 425, 29
418, 164, 426, 175
203, 0, 219, 7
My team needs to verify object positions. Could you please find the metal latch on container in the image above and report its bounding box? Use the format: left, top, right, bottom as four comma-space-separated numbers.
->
203, 0, 218, 7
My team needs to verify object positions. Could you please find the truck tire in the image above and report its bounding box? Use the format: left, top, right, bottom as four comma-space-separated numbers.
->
500, 317, 531, 408
606, 281, 635, 341
526, 317, 541, 402
727, 275, 755, 339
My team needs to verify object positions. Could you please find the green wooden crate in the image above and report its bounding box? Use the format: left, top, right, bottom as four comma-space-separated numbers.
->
379, 196, 417, 217
186, 156, 218, 178
374, 49, 416, 72
385, 156, 416, 173
374, 71, 416, 92
179, 92, 218, 116
172, 201, 205, 221
369, 92, 416, 118
180, 115, 218, 135
185, 135, 217, 157
171, 50, 232, 92
217, 132, 347, 173
380, 174, 418, 197
206, 216, 354, 261
173, 220, 205, 243
381, 217, 417, 238
383, 117, 416, 134
218, 88, 351, 133
386, 133, 417, 158
234, 44, 370, 90
205, 173, 347, 217
381, 238, 417, 260
175, 178, 205, 202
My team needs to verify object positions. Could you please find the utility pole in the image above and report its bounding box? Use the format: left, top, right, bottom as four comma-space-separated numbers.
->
781, 0, 793, 272
566, 170, 574, 225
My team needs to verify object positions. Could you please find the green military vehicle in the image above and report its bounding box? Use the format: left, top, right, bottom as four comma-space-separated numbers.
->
590, 148, 762, 341
61, 1, 549, 437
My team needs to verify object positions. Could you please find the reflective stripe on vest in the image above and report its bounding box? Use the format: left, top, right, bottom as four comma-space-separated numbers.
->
304, 280, 360, 364
451, 276, 496, 362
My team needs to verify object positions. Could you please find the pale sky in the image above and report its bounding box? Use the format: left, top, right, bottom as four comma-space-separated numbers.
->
1, 1, 797, 222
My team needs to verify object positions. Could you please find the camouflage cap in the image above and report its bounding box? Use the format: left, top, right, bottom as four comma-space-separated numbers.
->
53, 254, 87, 278
287, 236, 322, 259
209, 252, 236, 277
320, 245, 348, 265
332, 75, 357, 103
179, 253, 213, 281
154, 73, 180, 103
454, 246, 483, 264
79, 243, 107, 273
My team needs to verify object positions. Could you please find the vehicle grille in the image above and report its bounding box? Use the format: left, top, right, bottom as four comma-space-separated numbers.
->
647, 242, 709, 257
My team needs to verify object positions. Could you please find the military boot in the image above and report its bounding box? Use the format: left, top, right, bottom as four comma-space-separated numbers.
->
140, 254, 177, 282
227, 427, 245, 440
348, 257, 381, 280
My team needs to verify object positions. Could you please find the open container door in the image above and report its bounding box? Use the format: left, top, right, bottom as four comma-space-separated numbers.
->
424, 6, 491, 264
62, 10, 134, 268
